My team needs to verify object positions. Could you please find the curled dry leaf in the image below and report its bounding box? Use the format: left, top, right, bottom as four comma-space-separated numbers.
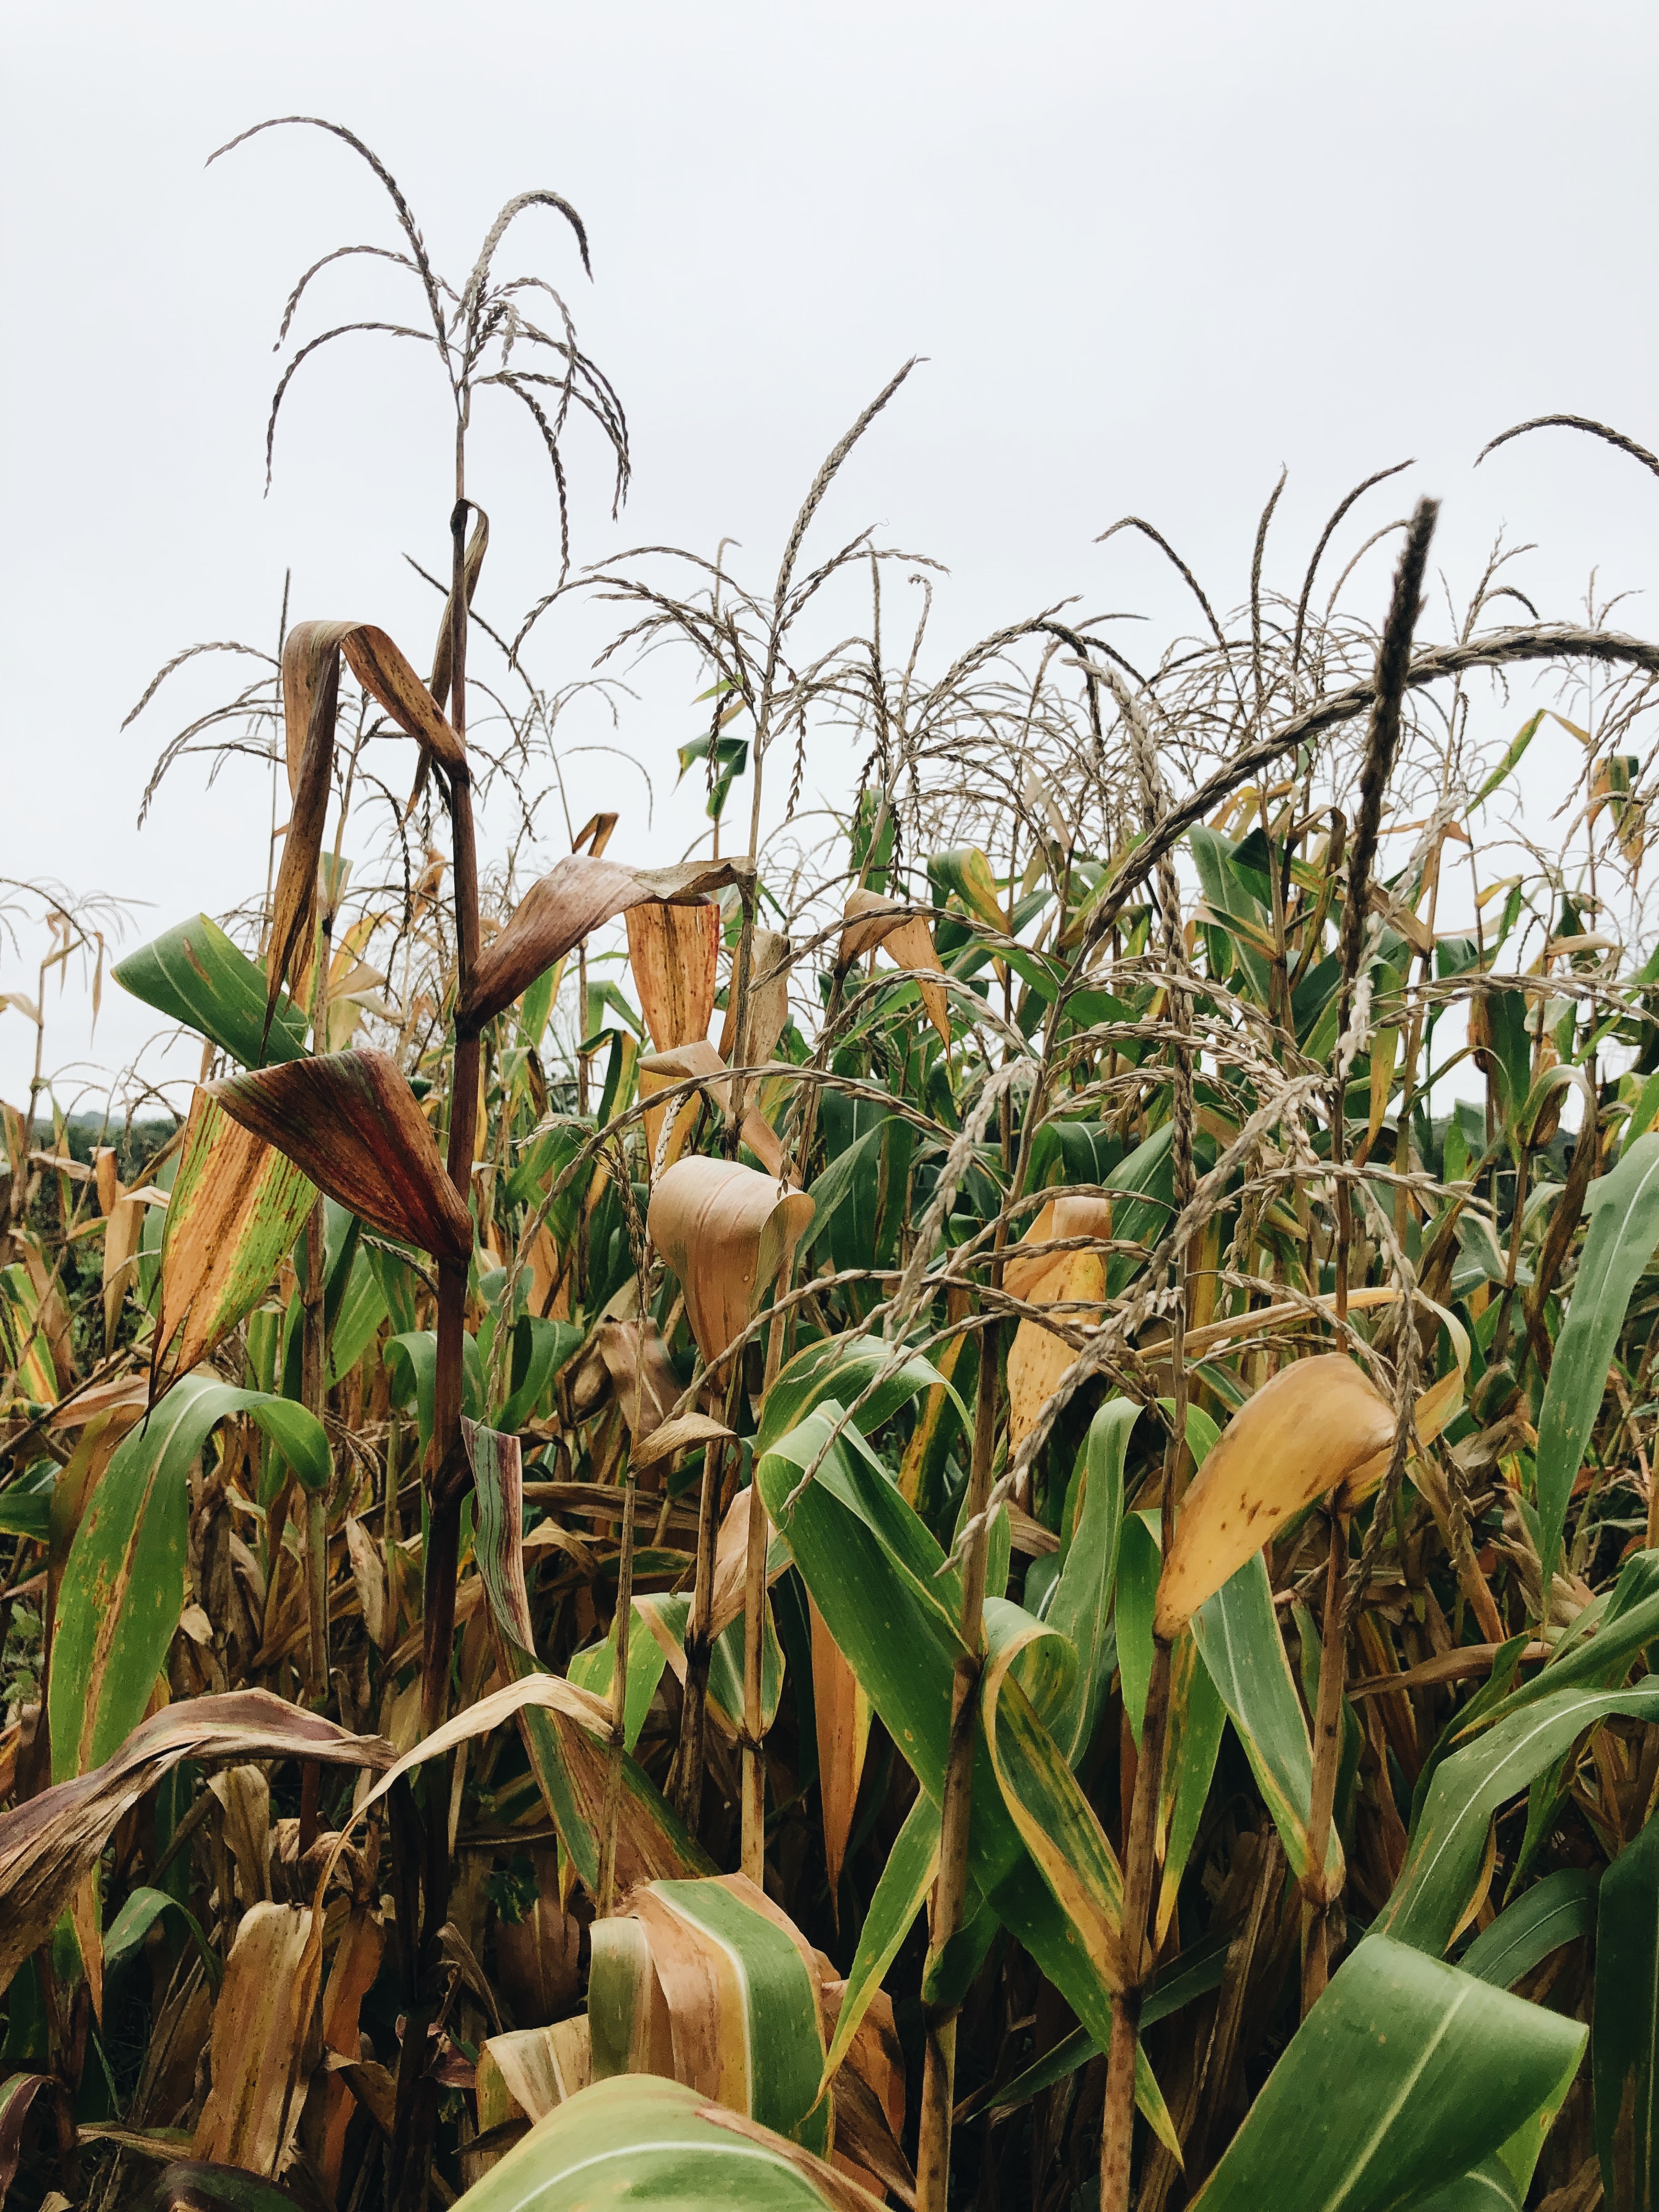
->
154, 1088, 317, 1395
625, 899, 720, 1052
282, 618, 464, 785
211, 1047, 472, 1262
466, 856, 754, 1034
1004, 1195, 1114, 1453
567, 1318, 680, 1448
1154, 1355, 1396, 1638
837, 888, 952, 1048
629, 1409, 735, 1477
647, 1155, 815, 1375
720, 928, 794, 1069
0, 1689, 391, 1993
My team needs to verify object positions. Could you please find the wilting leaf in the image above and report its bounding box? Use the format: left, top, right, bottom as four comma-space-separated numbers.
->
282, 617, 463, 783
154, 1089, 316, 1392
838, 888, 951, 1046
211, 1047, 473, 1262
52, 1374, 332, 1780
266, 635, 339, 1022
0, 1690, 388, 1993
1189, 1936, 1584, 2212
648, 1155, 814, 1376
720, 928, 793, 1067
1534, 1132, 1659, 1591
626, 899, 720, 1052
112, 913, 308, 1070
591, 1874, 831, 2156
1156, 1355, 1394, 1635
468, 856, 747, 1032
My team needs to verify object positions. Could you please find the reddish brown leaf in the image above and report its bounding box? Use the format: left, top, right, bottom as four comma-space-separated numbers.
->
466, 856, 754, 1032
210, 1047, 473, 1261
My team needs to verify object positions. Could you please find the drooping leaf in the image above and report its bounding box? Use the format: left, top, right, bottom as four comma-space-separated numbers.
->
838, 888, 951, 1046
211, 1047, 473, 1262
1005, 1195, 1113, 1453
467, 857, 747, 1031
0, 1690, 388, 1993
648, 1155, 814, 1376
1157, 1355, 1394, 1635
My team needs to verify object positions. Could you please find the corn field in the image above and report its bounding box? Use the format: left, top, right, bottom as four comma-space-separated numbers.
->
8, 120, 1659, 2212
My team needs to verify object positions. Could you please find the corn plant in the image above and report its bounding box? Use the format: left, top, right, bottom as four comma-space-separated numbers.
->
7, 123, 1659, 2212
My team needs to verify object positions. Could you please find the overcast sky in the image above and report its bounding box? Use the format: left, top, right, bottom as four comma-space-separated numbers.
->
3, 0, 1656, 1110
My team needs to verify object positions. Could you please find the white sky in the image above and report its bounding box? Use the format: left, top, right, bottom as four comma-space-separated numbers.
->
3, 0, 1656, 1113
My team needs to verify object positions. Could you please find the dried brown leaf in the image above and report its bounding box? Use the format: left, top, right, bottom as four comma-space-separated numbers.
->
211, 1047, 472, 1261
647, 1155, 814, 1376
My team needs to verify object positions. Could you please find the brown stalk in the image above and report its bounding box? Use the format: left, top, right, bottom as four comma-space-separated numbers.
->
1303, 498, 1438, 2013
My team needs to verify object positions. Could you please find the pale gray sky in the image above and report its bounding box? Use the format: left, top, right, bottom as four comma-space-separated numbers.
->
3, 0, 1656, 1108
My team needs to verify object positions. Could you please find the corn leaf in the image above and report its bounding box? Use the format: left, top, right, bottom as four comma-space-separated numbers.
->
112, 914, 307, 1069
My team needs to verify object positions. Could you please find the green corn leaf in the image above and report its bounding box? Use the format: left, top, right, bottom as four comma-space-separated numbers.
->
817, 1791, 939, 2094
1046, 1398, 1132, 1764
1594, 1812, 1659, 2211
1189, 1934, 1585, 2212
52, 1375, 330, 1780
112, 914, 308, 1068
1380, 1681, 1659, 1955
1459, 1867, 1598, 1989
451, 2073, 860, 2211
1534, 1134, 1659, 1593
1192, 1550, 1342, 1892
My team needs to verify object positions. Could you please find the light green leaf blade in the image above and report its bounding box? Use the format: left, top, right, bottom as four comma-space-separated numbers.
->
112, 913, 308, 1068
1190, 1934, 1586, 2212
1535, 1133, 1659, 1592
